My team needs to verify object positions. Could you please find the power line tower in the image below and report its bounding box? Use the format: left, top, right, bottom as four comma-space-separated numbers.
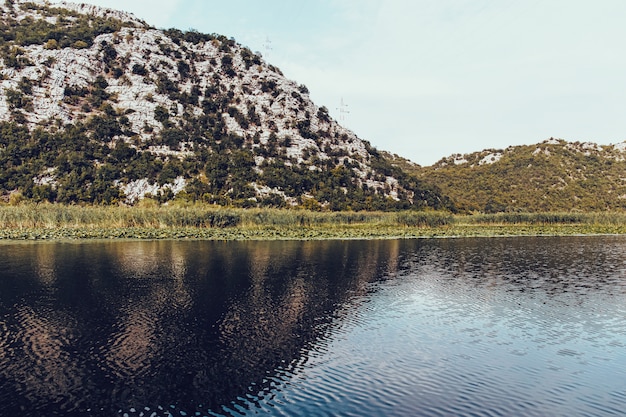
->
263, 36, 273, 59
337, 97, 350, 122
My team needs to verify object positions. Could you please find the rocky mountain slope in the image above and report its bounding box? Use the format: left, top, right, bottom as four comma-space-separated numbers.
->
0, 0, 452, 211
404, 139, 626, 212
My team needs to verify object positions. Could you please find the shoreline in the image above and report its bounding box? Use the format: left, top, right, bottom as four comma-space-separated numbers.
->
1, 223, 625, 242
2, 205, 626, 241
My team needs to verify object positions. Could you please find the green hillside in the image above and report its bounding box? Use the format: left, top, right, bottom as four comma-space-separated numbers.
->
404, 139, 626, 213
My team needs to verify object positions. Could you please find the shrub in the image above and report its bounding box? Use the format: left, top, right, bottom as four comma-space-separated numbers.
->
132, 64, 147, 75
72, 40, 88, 49
44, 39, 58, 49
154, 105, 170, 124
8, 191, 24, 206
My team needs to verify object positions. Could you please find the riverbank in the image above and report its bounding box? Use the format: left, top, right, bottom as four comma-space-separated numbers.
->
2, 224, 626, 241
1, 204, 625, 240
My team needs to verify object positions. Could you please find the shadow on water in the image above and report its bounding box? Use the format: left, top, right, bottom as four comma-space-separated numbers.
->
0, 239, 404, 416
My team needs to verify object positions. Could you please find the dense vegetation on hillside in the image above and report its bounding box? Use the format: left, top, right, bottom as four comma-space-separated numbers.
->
3, 1, 623, 216
0, 0, 453, 212
0, 1, 132, 50
400, 139, 626, 213
0, 117, 450, 210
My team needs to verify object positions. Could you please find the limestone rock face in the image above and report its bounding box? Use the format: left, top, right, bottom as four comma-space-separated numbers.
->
0, 0, 450, 210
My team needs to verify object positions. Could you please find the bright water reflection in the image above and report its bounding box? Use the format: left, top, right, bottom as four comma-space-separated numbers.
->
0, 237, 625, 416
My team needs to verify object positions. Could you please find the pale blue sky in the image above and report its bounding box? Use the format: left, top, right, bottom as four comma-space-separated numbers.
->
81, 0, 626, 165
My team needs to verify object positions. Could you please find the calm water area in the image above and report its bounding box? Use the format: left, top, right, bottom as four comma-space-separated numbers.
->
0, 237, 625, 416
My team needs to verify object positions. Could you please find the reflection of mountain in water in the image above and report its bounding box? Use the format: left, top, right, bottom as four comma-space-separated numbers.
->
0, 240, 402, 416
1, 237, 626, 416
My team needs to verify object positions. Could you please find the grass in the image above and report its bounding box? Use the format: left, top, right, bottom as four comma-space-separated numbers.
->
461, 212, 626, 225
0, 203, 625, 241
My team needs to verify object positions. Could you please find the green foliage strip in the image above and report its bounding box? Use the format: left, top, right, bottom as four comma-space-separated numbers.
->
1, 205, 626, 241
0, 204, 454, 230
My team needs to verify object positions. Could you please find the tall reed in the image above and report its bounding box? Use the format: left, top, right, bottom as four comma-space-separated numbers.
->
461, 212, 626, 225
2, 204, 624, 232
0, 204, 241, 229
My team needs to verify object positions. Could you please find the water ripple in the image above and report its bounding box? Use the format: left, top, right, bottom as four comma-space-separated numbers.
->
230, 238, 626, 417
1, 238, 625, 416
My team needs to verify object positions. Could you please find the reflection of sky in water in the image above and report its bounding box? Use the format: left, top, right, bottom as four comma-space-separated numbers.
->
0, 237, 624, 417
242, 237, 626, 417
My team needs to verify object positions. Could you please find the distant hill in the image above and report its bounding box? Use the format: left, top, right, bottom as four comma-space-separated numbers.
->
401, 139, 626, 212
0, 0, 452, 211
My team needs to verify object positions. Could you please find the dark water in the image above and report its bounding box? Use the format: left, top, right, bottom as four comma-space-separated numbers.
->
0, 237, 625, 416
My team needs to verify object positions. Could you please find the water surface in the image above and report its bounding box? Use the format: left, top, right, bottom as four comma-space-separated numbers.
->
0, 237, 625, 416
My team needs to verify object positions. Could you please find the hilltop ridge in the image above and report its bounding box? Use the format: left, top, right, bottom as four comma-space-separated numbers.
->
0, 0, 451, 211
404, 138, 626, 212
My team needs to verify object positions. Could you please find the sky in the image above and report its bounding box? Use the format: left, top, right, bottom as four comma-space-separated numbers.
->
80, 0, 626, 165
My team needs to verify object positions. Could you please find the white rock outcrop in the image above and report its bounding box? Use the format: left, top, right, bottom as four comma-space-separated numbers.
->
0, 0, 409, 203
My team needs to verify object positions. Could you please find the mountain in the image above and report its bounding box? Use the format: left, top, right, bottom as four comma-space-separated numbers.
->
403, 138, 626, 213
0, 0, 452, 211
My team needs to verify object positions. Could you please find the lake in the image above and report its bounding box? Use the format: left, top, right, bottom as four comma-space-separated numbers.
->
0, 237, 625, 416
